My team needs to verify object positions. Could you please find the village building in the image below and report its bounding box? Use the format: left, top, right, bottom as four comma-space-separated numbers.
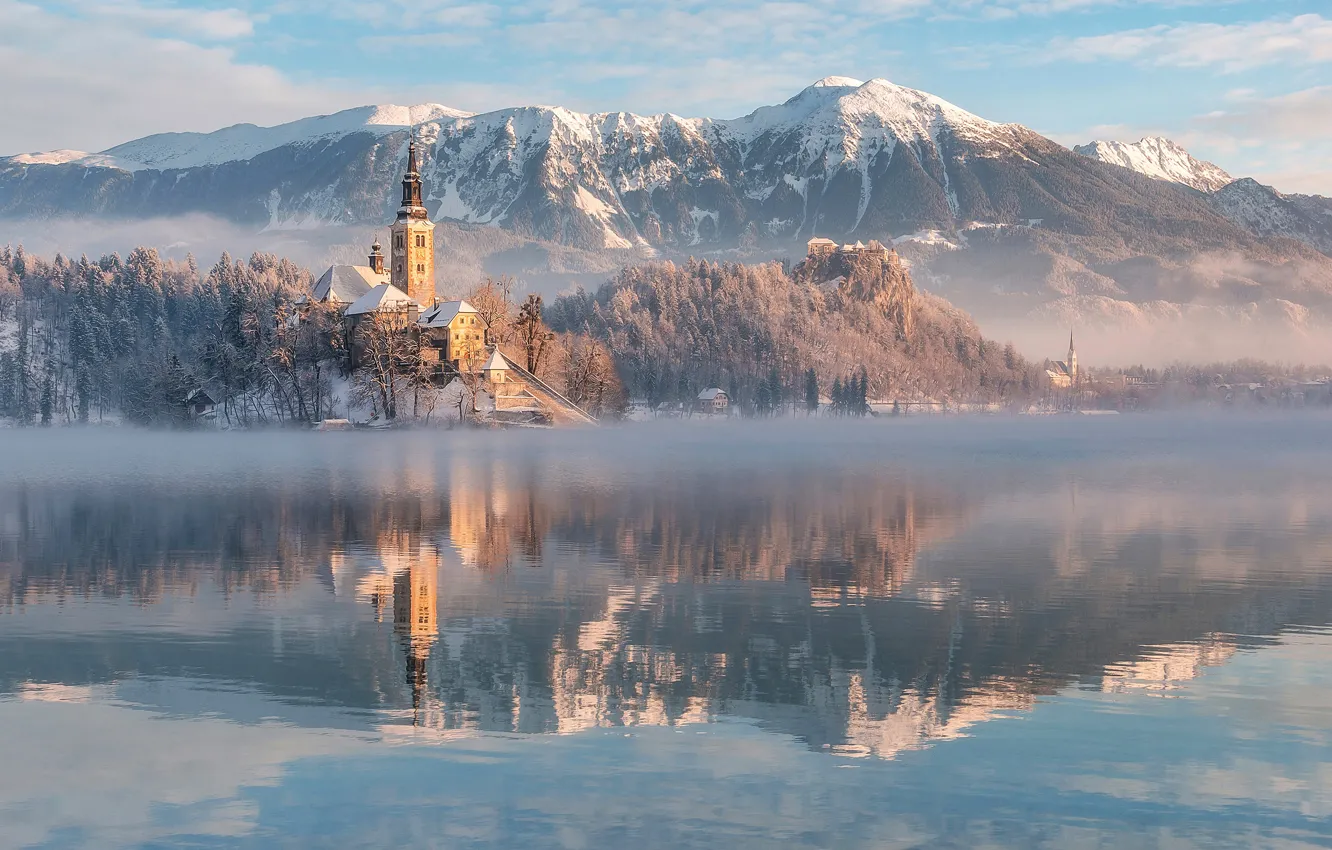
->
419, 299, 486, 369
807, 237, 837, 257
696, 388, 729, 414
1047, 332, 1078, 389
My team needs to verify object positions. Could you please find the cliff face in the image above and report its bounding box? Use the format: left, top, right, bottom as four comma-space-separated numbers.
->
794, 248, 915, 338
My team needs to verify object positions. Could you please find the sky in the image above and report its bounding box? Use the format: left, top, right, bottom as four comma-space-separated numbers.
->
1, 0, 1329, 194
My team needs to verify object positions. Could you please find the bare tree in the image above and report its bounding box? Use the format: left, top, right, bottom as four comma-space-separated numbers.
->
466, 276, 516, 346
349, 309, 418, 421
558, 332, 625, 418
514, 294, 554, 376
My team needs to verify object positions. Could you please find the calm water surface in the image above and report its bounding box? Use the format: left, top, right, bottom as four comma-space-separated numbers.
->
2, 417, 1331, 849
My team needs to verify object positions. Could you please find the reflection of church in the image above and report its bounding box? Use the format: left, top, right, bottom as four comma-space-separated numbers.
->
393, 558, 439, 722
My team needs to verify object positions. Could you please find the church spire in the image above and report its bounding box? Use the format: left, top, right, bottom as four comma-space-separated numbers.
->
1068, 329, 1078, 382
400, 135, 425, 215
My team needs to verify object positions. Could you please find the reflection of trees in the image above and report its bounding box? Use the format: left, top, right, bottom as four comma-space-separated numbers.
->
5, 458, 1332, 758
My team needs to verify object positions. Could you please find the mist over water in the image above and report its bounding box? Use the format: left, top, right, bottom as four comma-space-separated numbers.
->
2, 417, 1332, 848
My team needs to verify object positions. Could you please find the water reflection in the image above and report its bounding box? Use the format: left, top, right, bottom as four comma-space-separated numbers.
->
4, 426, 1332, 770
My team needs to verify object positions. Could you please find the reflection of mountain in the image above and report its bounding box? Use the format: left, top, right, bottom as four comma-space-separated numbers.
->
2, 451, 1332, 759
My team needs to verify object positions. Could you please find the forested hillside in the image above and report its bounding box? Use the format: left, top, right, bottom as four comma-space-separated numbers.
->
547, 256, 1044, 406
0, 245, 333, 426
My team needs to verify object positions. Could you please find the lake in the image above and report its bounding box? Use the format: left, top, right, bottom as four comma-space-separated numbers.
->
1, 416, 1330, 849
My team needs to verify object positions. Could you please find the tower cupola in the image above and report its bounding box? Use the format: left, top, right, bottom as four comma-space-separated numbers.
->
368, 237, 385, 275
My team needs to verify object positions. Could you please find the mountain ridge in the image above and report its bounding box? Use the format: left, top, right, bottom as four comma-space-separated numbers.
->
5, 77, 1332, 350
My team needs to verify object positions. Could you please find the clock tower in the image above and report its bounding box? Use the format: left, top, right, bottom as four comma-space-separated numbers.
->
390, 138, 436, 307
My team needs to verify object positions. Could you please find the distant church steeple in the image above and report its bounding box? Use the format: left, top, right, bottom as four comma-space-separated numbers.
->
390, 133, 436, 306
1068, 330, 1078, 383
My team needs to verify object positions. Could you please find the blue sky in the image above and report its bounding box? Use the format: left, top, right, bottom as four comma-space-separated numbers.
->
3, 0, 1330, 192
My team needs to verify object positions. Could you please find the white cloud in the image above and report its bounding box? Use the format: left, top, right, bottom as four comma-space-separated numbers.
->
1054, 86, 1332, 196
68, 0, 258, 40
0, 0, 369, 154
1044, 14, 1332, 71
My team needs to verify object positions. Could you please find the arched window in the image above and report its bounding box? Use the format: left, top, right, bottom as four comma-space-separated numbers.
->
417, 264, 424, 273
395, 234, 404, 249
415, 234, 426, 248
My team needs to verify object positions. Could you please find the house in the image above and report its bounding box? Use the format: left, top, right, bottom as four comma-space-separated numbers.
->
184, 387, 216, 420
696, 388, 729, 414
419, 299, 487, 368
807, 237, 837, 257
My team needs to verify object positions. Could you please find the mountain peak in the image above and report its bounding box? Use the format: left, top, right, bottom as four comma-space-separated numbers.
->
1074, 137, 1232, 192
811, 76, 865, 89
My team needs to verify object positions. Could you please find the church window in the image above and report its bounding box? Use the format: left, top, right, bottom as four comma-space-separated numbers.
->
396, 264, 402, 274
395, 234, 404, 249
417, 264, 424, 273
415, 234, 426, 248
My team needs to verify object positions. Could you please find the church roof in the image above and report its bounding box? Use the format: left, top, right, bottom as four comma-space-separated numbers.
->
419, 299, 480, 328
481, 348, 511, 372
345, 283, 418, 316
312, 265, 387, 304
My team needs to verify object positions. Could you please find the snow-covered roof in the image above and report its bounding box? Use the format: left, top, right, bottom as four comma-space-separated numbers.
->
419, 299, 480, 328
698, 388, 727, 400
345, 283, 419, 316
808, 237, 836, 245
313, 265, 387, 304
481, 348, 511, 372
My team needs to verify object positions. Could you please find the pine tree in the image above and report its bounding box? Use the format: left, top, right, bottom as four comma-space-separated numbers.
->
39, 373, 53, 426
831, 377, 843, 416
805, 368, 819, 415
767, 366, 783, 416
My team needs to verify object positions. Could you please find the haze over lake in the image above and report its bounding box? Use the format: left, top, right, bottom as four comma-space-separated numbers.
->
2, 417, 1331, 849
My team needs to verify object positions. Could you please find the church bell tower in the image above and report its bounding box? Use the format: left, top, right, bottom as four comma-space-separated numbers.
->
1068, 331, 1078, 384
390, 137, 436, 307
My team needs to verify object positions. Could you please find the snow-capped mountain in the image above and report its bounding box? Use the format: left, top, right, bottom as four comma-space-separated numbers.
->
5, 77, 1332, 340
1073, 135, 1332, 258
0, 77, 1233, 251
1073, 137, 1232, 192
1210, 178, 1332, 256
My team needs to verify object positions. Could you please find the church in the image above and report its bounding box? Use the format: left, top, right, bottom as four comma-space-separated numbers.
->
1047, 333, 1078, 389
311, 139, 481, 371
308, 137, 596, 426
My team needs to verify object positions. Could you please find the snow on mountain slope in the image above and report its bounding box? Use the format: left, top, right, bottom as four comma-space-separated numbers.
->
1211, 178, 1332, 255
0, 77, 1293, 264
101, 104, 472, 170
1073, 137, 1232, 192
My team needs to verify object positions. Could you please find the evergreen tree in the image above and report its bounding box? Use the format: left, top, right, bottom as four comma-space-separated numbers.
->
767, 366, 783, 416
831, 377, 843, 416
805, 368, 819, 415
40, 373, 53, 426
